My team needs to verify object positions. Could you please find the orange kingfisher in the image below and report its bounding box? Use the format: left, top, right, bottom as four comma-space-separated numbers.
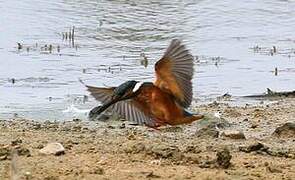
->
85, 39, 204, 128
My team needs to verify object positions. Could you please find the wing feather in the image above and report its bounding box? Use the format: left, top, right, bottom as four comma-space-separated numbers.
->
154, 39, 194, 108
86, 85, 156, 126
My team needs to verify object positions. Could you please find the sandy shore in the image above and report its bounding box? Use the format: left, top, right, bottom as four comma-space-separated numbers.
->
0, 98, 295, 180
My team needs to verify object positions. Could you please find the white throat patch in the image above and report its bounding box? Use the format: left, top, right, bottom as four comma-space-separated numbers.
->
133, 81, 144, 92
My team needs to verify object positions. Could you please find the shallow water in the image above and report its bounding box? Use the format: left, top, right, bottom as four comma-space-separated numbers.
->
1, 0, 295, 120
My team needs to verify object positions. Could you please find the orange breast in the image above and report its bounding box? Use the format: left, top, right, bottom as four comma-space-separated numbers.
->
135, 85, 184, 124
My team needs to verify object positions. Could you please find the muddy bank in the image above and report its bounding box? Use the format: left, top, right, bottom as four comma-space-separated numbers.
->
0, 99, 295, 180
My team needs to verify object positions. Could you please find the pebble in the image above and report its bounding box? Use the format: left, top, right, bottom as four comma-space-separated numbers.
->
216, 148, 232, 169
16, 146, 31, 157
11, 139, 23, 146
24, 171, 32, 179
220, 130, 246, 139
184, 153, 200, 164
91, 167, 104, 175
195, 126, 219, 138
272, 122, 295, 138
0, 155, 7, 161
184, 145, 202, 154
149, 144, 182, 161
0, 145, 10, 158
250, 122, 258, 129
266, 165, 283, 173
239, 142, 268, 153
123, 141, 145, 154
39, 143, 65, 156
150, 159, 161, 165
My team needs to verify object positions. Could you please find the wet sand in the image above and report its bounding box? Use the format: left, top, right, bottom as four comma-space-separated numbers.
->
0, 98, 295, 180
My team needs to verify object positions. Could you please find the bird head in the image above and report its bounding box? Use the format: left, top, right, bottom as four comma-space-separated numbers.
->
112, 80, 139, 100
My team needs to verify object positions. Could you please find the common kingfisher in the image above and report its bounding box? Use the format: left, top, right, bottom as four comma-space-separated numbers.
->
85, 39, 204, 127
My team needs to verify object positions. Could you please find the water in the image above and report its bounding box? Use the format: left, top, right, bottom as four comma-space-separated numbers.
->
1, 0, 295, 120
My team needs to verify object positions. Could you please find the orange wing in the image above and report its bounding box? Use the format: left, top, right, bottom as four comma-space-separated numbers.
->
154, 39, 194, 108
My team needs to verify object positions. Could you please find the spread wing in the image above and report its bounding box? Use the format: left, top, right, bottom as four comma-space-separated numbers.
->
154, 39, 194, 108
86, 85, 157, 127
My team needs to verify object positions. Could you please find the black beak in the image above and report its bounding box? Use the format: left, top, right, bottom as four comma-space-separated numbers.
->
89, 93, 135, 119
89, 95, 121, 117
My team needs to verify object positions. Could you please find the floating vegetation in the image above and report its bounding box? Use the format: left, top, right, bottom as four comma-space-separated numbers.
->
194, 55, 237, 66
9, 78, 16, 84
250, 45, 295, 58
14, 26, 78, 57
244, 88, 295, 99
273, 46, 277, 53
14, 42, 81, 57
17, 43, 22, 50
81, 64, 136, 75
65, 94, 89, 105
140, 52, 148, 68
16, 42, 62, 55
57, 45, 60, 53
61, 26, 75, 47
7, 77, 52, 84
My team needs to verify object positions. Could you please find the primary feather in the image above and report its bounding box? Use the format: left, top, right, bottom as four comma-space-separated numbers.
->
154, 39, 194, 107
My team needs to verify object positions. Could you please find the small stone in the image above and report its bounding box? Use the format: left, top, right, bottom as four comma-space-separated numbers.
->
119, 123, 126, 129
0, 155, 7, 161
221, 130, 246, 139
36, 144, 44, 149
149, 144, 182, 161
16, 147, 31, 157
243, 118, 249, 122
87, 147, 96, 153
24, 171, 32, 179
266, 165, 283, 173
250, 122, 258, 129
91, 167, 104, 175
11, 139, 22, 146
107, 125, 115, 129
216, 148, 232, 169
184, 153, 200, 164
127, 133, 136, 140
32, 123, 42, 130
272, 122, 295, 138
39, 143, 65, 156
223, 108, 241, 117
71, 125, 82, 132
123, 141, 145, 154
0, 145, 10, 157
195, 126, 219, 138
199, 160, 215, 168
44, 176, 59, 180
162, 126, 183, 133
150, 159, 161, 165
72, 118, 81, 122
239, 142, 269, 153
141, 171, 160, 178
244, 163, 255, 168
184, 145, 202, 154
